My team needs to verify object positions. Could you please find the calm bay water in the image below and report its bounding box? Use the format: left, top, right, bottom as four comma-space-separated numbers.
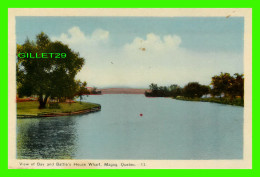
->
17, 94, 243, 159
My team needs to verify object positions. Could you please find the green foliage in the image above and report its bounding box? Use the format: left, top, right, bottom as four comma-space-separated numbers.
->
169, 84, 182, 97
75, 81, 89, 102
183, 82, 209, 98
149, 83, 158, 91
145, 72, 243, 106
145, 82, 209, 98
145, 83, 182, 97
176, 96, 243, 107
17, 101, 100, 116
16, 32, 85, 108
211, 72, 244, 100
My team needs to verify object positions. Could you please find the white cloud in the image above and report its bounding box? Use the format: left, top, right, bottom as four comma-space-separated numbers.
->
124, 33, 182, 53
51, 26, 243, 88
52, 26, 109, 47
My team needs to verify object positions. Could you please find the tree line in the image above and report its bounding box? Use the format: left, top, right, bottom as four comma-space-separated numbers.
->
145, 72, 244, 102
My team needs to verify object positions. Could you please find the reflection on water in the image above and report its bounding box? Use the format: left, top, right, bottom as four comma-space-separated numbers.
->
17, 117, 78, 159
17, 94, 243, 159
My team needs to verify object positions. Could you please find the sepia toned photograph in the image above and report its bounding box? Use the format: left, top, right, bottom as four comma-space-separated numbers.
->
8, 8, 252, 169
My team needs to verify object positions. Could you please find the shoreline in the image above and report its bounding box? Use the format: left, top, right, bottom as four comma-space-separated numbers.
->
17, 102, 101, 119
144, 95, 244, 106
175, 97, 244, 107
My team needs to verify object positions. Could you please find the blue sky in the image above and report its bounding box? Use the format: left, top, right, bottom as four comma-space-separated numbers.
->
16, 17, 244, 88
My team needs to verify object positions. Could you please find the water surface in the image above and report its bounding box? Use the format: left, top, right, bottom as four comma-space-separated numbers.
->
17, 94, 243, 159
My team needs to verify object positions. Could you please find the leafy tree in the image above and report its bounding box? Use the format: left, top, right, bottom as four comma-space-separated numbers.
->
158, 86, 169, 97
145, 83, 183, 97
200, 85, 210, 97
75, 81, 89, 103
226, 73, 244, 100
233, 73, 244, 100
145, 83, 159, 97
211, 72, 244, 100
183, 82, 209, 98
16, 32, 84, 108
149, 83, 158, 92
169, 84, 182, 97
210, 72, 232, 98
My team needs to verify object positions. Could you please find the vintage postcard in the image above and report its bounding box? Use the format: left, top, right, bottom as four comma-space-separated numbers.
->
8, 8, 252, 169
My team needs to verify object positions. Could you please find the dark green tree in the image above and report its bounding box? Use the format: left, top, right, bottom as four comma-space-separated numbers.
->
75, 81, 89, 103
145, 83, 159, 97
210, 72, 232, 98
226, 73, 244, 100
211, 72, 244, 100
16, 32, 84, 108
169, 84, 182, 97
200, 85, 210, 98
149, 83, 158, 92
233, 73, 244, 100
183, 82, 209, 98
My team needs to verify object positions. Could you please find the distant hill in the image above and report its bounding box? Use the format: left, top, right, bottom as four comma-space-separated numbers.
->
98, 88, 149, 94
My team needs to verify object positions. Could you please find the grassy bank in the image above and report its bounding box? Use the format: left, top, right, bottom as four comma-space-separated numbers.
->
17, 101, 100, 117
175, 96, 244, 107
